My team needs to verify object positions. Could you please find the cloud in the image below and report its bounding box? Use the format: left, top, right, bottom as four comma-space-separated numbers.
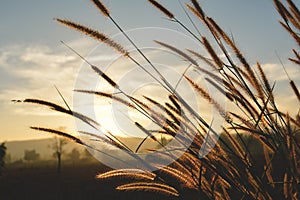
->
2, 37, 299, 135
0, 39, 166, 117
20, 46, 75, 67
0, 40, 103, 115
260, 62, 300, 82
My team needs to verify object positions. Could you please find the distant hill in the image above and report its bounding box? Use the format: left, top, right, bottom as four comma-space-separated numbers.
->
4, 136, 165, 162
5, 138, 84, 161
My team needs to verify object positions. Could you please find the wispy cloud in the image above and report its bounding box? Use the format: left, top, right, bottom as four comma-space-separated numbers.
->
0, 39, 119, 116
2, 37, 299, 137
260, 63, 300, 82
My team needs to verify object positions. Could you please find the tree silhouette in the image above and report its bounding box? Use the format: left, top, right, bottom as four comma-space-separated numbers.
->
0, 143, 6, 175
24, 149, 40, 162
52, 136, 68, 173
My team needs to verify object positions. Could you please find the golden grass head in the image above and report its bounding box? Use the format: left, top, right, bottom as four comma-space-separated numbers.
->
116, 182, 179, 197
273, 0, 289, 24
202, 37, 223, 69
90, 65, 119, 88
290, 80, 300, 102
90, 0, 110, 17
147, 0, 174, 19
185, 76, 231, 122
191, 0, 205, 19
96, 169, 156, 181
30, 127, 84, 145
55, 18, 129, 57
289, 49, 300, 65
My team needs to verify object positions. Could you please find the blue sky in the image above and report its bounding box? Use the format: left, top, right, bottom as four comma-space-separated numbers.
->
1, 0, 296, 60
1, 0, 299, 141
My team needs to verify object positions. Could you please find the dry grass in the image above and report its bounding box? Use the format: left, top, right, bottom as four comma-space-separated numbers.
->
18, 0, 300, 199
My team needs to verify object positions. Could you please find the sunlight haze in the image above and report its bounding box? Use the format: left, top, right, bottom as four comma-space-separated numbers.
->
1, 0, 299, 141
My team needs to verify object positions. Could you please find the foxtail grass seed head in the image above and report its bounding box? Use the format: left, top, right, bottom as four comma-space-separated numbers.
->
290, 49, 300, 65
147, 0, 174, 19
169, 95, 182, 112
205, 78, 234, 102
287, 0, 300, 23
289, 58, 300, 65
206, 17, 224, 39
186, 4, 205, 23
292, 49, 300, 61
75, 90, 134, 108
275, 0, 300, 30
202, 37, 223, 69
191, 0, 205, 19
157, 165, 198, 188
280, 21, 300, 46
185, 76, 231, 122
135, 122, 158, 142
23, 99, 99, 127
116, 182, 179, 197
290, 80, 300, 102
273, 0, 289, 24
91, 0, 110, 17
91, 65, 119, 88
55, 19, 129, 56
30, 127, 84, 145
96, 169, 156, 180
256, 62, 273, 100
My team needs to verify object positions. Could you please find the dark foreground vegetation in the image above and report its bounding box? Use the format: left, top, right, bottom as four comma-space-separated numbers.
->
0, 134, 299, 200
0, 161, 176, 200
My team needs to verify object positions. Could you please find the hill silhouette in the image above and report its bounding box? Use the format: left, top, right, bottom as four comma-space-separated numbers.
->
5, 136, 164, 162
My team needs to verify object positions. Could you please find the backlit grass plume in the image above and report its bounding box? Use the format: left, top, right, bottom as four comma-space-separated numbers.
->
147, 0, 174, 19
56, 19, 129, 57
90, 0, 110, 17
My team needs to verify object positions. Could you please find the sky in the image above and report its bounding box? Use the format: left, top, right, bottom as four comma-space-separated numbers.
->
1, 0, 300, 142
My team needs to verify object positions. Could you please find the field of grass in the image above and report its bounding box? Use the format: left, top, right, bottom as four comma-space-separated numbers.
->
1, 162, 106, 200
0, 137, 297, 200
0, 160, 199, 200
0, 161, 175, 200
13, 0, 300, 199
